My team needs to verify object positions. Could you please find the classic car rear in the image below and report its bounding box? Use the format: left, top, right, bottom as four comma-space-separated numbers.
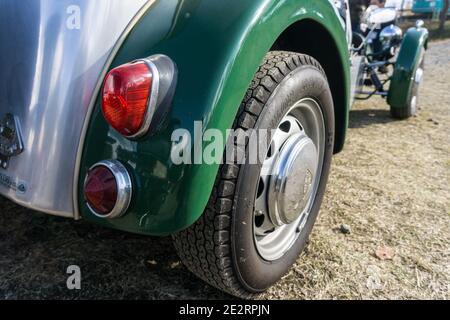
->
0, 0, 152, 217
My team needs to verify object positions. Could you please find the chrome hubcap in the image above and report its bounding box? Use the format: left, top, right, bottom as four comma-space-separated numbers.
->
253, 98, 325, 261
268, 133, 318, 226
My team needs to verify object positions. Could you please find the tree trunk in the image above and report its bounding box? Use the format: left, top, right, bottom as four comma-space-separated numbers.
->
439, 0, 450, 33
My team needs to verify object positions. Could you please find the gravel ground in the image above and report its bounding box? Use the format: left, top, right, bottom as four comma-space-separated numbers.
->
0, 40, 449, 300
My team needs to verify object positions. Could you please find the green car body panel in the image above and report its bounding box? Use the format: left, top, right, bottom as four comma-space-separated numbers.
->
78, 0, 351, 235
388, 27, 429, 109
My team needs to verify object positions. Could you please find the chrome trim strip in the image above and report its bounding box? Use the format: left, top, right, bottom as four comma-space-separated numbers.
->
73, 0, 157, 219
85, 160, 132, 219
126, 54, 178, 139
415, 67, 424, 84
125, 59, 161, 139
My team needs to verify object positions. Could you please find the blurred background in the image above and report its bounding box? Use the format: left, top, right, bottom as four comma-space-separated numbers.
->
350, 0, 450, 40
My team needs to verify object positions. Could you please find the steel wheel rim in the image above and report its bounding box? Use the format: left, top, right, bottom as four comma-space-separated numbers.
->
253, 98, 325, 261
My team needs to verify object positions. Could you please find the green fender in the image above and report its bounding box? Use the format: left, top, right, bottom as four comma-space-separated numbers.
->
387, 26, 428, 109
78, 0, 350, 235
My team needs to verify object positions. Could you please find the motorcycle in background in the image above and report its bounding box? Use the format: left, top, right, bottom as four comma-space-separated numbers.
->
350, 6, 428, 119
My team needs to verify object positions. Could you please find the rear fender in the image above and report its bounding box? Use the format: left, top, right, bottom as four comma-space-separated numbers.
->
387, 27, 428, 108
78, 0, 350, 235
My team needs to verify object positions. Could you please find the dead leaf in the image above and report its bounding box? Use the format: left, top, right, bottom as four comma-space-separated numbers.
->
170, 261, 181, 269
147, 260, 157, 266
375, 246, 395, 260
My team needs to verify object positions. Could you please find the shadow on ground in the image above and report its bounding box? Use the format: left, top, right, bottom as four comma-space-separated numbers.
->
0, 197, 230, 299
349, 107, 394, 129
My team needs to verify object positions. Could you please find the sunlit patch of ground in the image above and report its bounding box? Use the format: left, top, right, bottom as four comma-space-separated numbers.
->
264, 39, 450, 300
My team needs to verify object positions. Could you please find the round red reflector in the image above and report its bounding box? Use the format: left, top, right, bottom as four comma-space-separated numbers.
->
84, 166, 118, 216
101, 61, 152, 137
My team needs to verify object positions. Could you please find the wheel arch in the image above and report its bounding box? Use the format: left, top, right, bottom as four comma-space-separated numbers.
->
271, 18, 350, 153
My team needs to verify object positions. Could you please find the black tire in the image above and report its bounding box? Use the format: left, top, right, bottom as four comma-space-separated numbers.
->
172, 51, 335, 298
390, 56, 425, 119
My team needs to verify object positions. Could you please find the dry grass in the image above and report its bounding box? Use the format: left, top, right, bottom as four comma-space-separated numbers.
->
264, 39, 450, 300
0, 41, 449, 300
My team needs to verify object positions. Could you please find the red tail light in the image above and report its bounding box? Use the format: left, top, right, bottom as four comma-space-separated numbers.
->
101, 61, 153, 137
101, 55, 177, 139
84, 160, 132, 219
84, 165, 118, 215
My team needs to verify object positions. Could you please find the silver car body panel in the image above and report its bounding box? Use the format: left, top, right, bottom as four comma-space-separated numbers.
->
0, 0, 151, 218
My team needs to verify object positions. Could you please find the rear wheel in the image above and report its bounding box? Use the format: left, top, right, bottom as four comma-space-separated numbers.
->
172, 51, 335, 298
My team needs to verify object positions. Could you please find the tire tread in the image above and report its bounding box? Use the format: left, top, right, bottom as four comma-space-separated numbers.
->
172, 51, 326, 298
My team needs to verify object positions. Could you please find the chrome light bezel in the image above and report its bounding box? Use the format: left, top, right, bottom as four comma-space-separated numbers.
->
108, 54, 178, 140
84, 160, 132, 219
